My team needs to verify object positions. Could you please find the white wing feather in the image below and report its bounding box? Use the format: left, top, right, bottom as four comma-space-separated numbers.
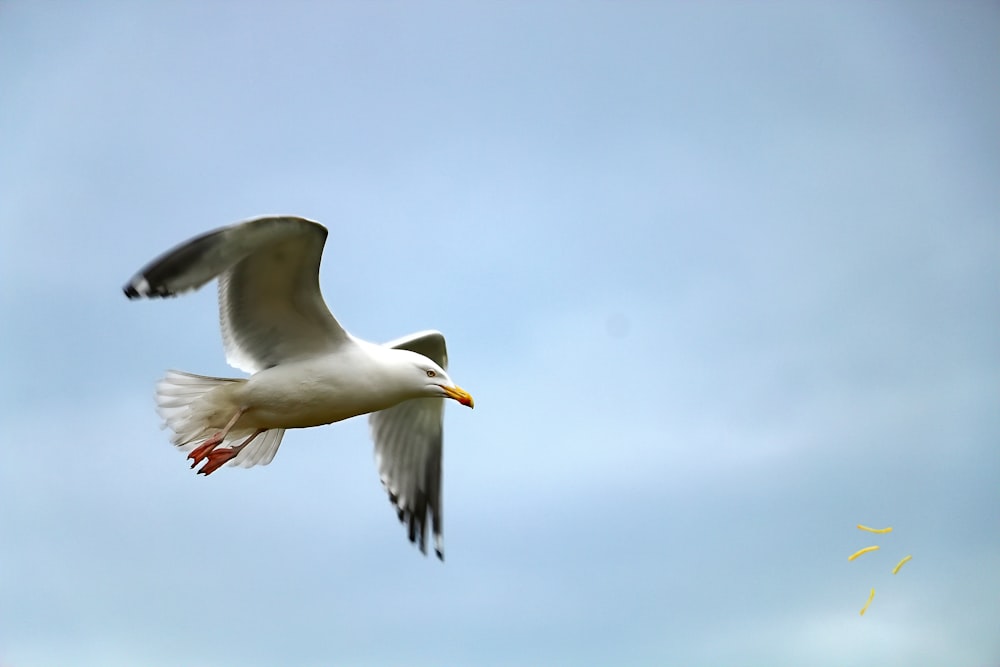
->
123, 216, 348, 373
369, 330, 449, 559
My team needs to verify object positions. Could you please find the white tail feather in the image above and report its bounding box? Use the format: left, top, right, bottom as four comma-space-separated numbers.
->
155, 370, 285, 469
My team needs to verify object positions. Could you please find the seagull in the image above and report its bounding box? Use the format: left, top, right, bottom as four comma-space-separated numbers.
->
123, 215, 474, 559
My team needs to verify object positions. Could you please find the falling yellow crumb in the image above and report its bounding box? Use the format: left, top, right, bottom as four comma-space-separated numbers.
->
857, 524, 892, 534
892, 555, 912, 575
859, 588, 875, 616
848, 545, 880, 561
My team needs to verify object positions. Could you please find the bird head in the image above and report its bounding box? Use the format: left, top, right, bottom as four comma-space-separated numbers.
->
400, 352, 474, 408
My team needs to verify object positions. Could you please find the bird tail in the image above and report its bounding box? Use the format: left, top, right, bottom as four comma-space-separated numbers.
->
154, 370, 285, 468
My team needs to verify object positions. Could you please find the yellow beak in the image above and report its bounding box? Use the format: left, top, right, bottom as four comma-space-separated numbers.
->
442, 385, 475, 408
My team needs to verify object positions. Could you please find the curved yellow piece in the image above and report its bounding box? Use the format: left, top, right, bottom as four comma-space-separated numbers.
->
892, 555, 912, 575
859, 588, 875, 616
857, 524, 892, 534
848, 545, 880, 561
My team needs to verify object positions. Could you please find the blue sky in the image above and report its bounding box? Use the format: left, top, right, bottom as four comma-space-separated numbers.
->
1, 2, 998, 666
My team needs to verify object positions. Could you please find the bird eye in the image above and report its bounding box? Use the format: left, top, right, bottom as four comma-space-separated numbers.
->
426, 370, 436, 378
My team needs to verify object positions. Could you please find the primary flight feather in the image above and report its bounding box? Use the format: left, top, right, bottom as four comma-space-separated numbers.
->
123, 215, 474, 560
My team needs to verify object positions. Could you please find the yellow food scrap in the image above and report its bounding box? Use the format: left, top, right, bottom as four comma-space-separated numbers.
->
848, 545, 880, 561
859, 588, 875, 616
857, 524, 892, 534
892, 555, 912, 575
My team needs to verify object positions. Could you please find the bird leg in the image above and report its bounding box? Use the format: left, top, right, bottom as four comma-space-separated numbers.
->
196, 429, 264, 476
187, 408, 246, 469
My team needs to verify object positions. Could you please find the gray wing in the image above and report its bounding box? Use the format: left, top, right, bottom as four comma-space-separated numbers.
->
123, 215, 347, 373
369, 330, 448, 560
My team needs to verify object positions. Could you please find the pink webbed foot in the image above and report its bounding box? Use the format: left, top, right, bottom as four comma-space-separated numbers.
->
187, 436, 224, 468
187, 408, 247, 469
197, 446, 241, 476
194, 429, 264, 476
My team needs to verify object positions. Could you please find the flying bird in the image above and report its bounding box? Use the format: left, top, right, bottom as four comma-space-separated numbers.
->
123, 215, 474, 559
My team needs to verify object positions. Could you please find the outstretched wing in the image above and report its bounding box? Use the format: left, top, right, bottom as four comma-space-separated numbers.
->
123, 216, 348, 373
368, 330, 448, 560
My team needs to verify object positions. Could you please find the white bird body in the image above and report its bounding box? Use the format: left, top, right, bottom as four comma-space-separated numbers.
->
125, 216, 473, 559
243, 345, 405, 426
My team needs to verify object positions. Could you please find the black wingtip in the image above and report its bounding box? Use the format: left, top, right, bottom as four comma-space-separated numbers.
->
123, 277, 178, 299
